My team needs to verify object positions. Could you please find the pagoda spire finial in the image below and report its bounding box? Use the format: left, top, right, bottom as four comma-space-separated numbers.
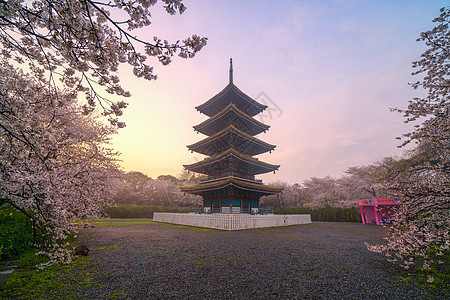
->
229, 58, 233, 84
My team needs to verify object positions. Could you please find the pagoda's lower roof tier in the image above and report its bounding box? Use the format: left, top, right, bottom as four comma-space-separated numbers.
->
184, 148, 279, 176
187, 125, 276, 156
194, 103, 270, 136
180, 177, 283, 197
195, 83, 267, 117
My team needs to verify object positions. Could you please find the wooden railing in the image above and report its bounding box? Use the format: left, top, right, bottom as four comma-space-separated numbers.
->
189, 207, 274, 215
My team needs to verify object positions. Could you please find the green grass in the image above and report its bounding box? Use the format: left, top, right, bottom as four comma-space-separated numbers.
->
107, 290, 130, 299
93, 219, 214, 231
105, 204, 189, 219
0, 254, 96, 300
394, 249, 450, 296
416, 249, 450, 293
93, 219, 157, 227
0, 204, 36, 261
397, 275, 412, 283
0, 250, 133, 299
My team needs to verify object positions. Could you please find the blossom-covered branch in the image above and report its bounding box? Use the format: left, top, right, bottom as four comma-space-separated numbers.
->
0, 59, 123, 266
368, 7, 449, 276
0, 0, 207, 127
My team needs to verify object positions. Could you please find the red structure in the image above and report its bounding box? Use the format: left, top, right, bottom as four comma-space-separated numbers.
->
359, 198, 401, 225
180, 59, 283, 213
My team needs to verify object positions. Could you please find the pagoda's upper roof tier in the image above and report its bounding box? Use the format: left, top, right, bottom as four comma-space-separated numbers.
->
184, 148, 279, 176
187, 125, 276, 156
196, 83, 267, 117
193, 103, 270, 136
180, 176, 283, 197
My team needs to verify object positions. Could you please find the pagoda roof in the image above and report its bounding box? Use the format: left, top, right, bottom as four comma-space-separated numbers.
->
180, 177, 283, 196
184, 148, 280, 175
196, 83, 267, 117
187, 125, 276, 156
193, 103, 270, 136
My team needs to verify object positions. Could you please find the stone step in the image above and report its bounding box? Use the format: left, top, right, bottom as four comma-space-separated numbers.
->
0, 261, 18, 287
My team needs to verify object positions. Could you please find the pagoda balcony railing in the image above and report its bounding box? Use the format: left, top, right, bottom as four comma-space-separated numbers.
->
189, 207, 274, 215
201, 176, 263, 184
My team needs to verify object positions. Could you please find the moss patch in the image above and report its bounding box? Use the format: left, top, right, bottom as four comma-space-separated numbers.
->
96, 245, 120, 250
93, 219, 215, 231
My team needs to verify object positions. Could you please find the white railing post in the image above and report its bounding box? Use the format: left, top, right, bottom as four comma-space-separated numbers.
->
152, 213, 311, 230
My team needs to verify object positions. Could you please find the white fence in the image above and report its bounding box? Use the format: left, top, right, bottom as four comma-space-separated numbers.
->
153, 213, 311, 231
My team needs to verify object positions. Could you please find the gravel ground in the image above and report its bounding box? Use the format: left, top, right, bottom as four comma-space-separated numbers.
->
59, 220, 446, 300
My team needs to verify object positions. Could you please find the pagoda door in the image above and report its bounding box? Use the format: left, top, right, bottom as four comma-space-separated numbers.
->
242, 201, 251, 213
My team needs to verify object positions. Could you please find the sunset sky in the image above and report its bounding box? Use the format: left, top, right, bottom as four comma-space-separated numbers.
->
110, 0, 447, 184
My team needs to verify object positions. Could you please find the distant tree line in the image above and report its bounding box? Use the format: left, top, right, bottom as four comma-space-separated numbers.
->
260, 161, 392, 209
112, 170, 204, 207
114, 155, 408, 210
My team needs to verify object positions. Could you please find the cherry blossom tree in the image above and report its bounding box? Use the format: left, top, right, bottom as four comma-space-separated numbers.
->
333, 162, 399, 208
112, 171, 153, 205
260, 181, 299, 209
0, 0, 207, 126
367, 7, 449, 274
112, 171, 202, 207
177, 169, 205, 183
0, 60, 121, 266
0, 0, 206, 265
301, 176, 341, 208
259, 175, 378, 209
343, 165, 380, 198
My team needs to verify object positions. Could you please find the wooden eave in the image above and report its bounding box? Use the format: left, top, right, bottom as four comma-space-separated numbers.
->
183, 148, 280, 175
193, 103, 270, 136
187, 125, 276, 156
195, 83, 267, 117
180, 177, 283, 195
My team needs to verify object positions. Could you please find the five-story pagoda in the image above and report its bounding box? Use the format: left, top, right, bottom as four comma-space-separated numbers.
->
180, 59, 283, 214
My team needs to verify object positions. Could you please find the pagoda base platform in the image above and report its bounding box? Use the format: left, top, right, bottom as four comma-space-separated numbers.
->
153, 213, 311, 231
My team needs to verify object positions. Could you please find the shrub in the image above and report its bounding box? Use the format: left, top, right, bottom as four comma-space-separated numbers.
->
274, 207, 362, 222
0, 205, 35, 261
